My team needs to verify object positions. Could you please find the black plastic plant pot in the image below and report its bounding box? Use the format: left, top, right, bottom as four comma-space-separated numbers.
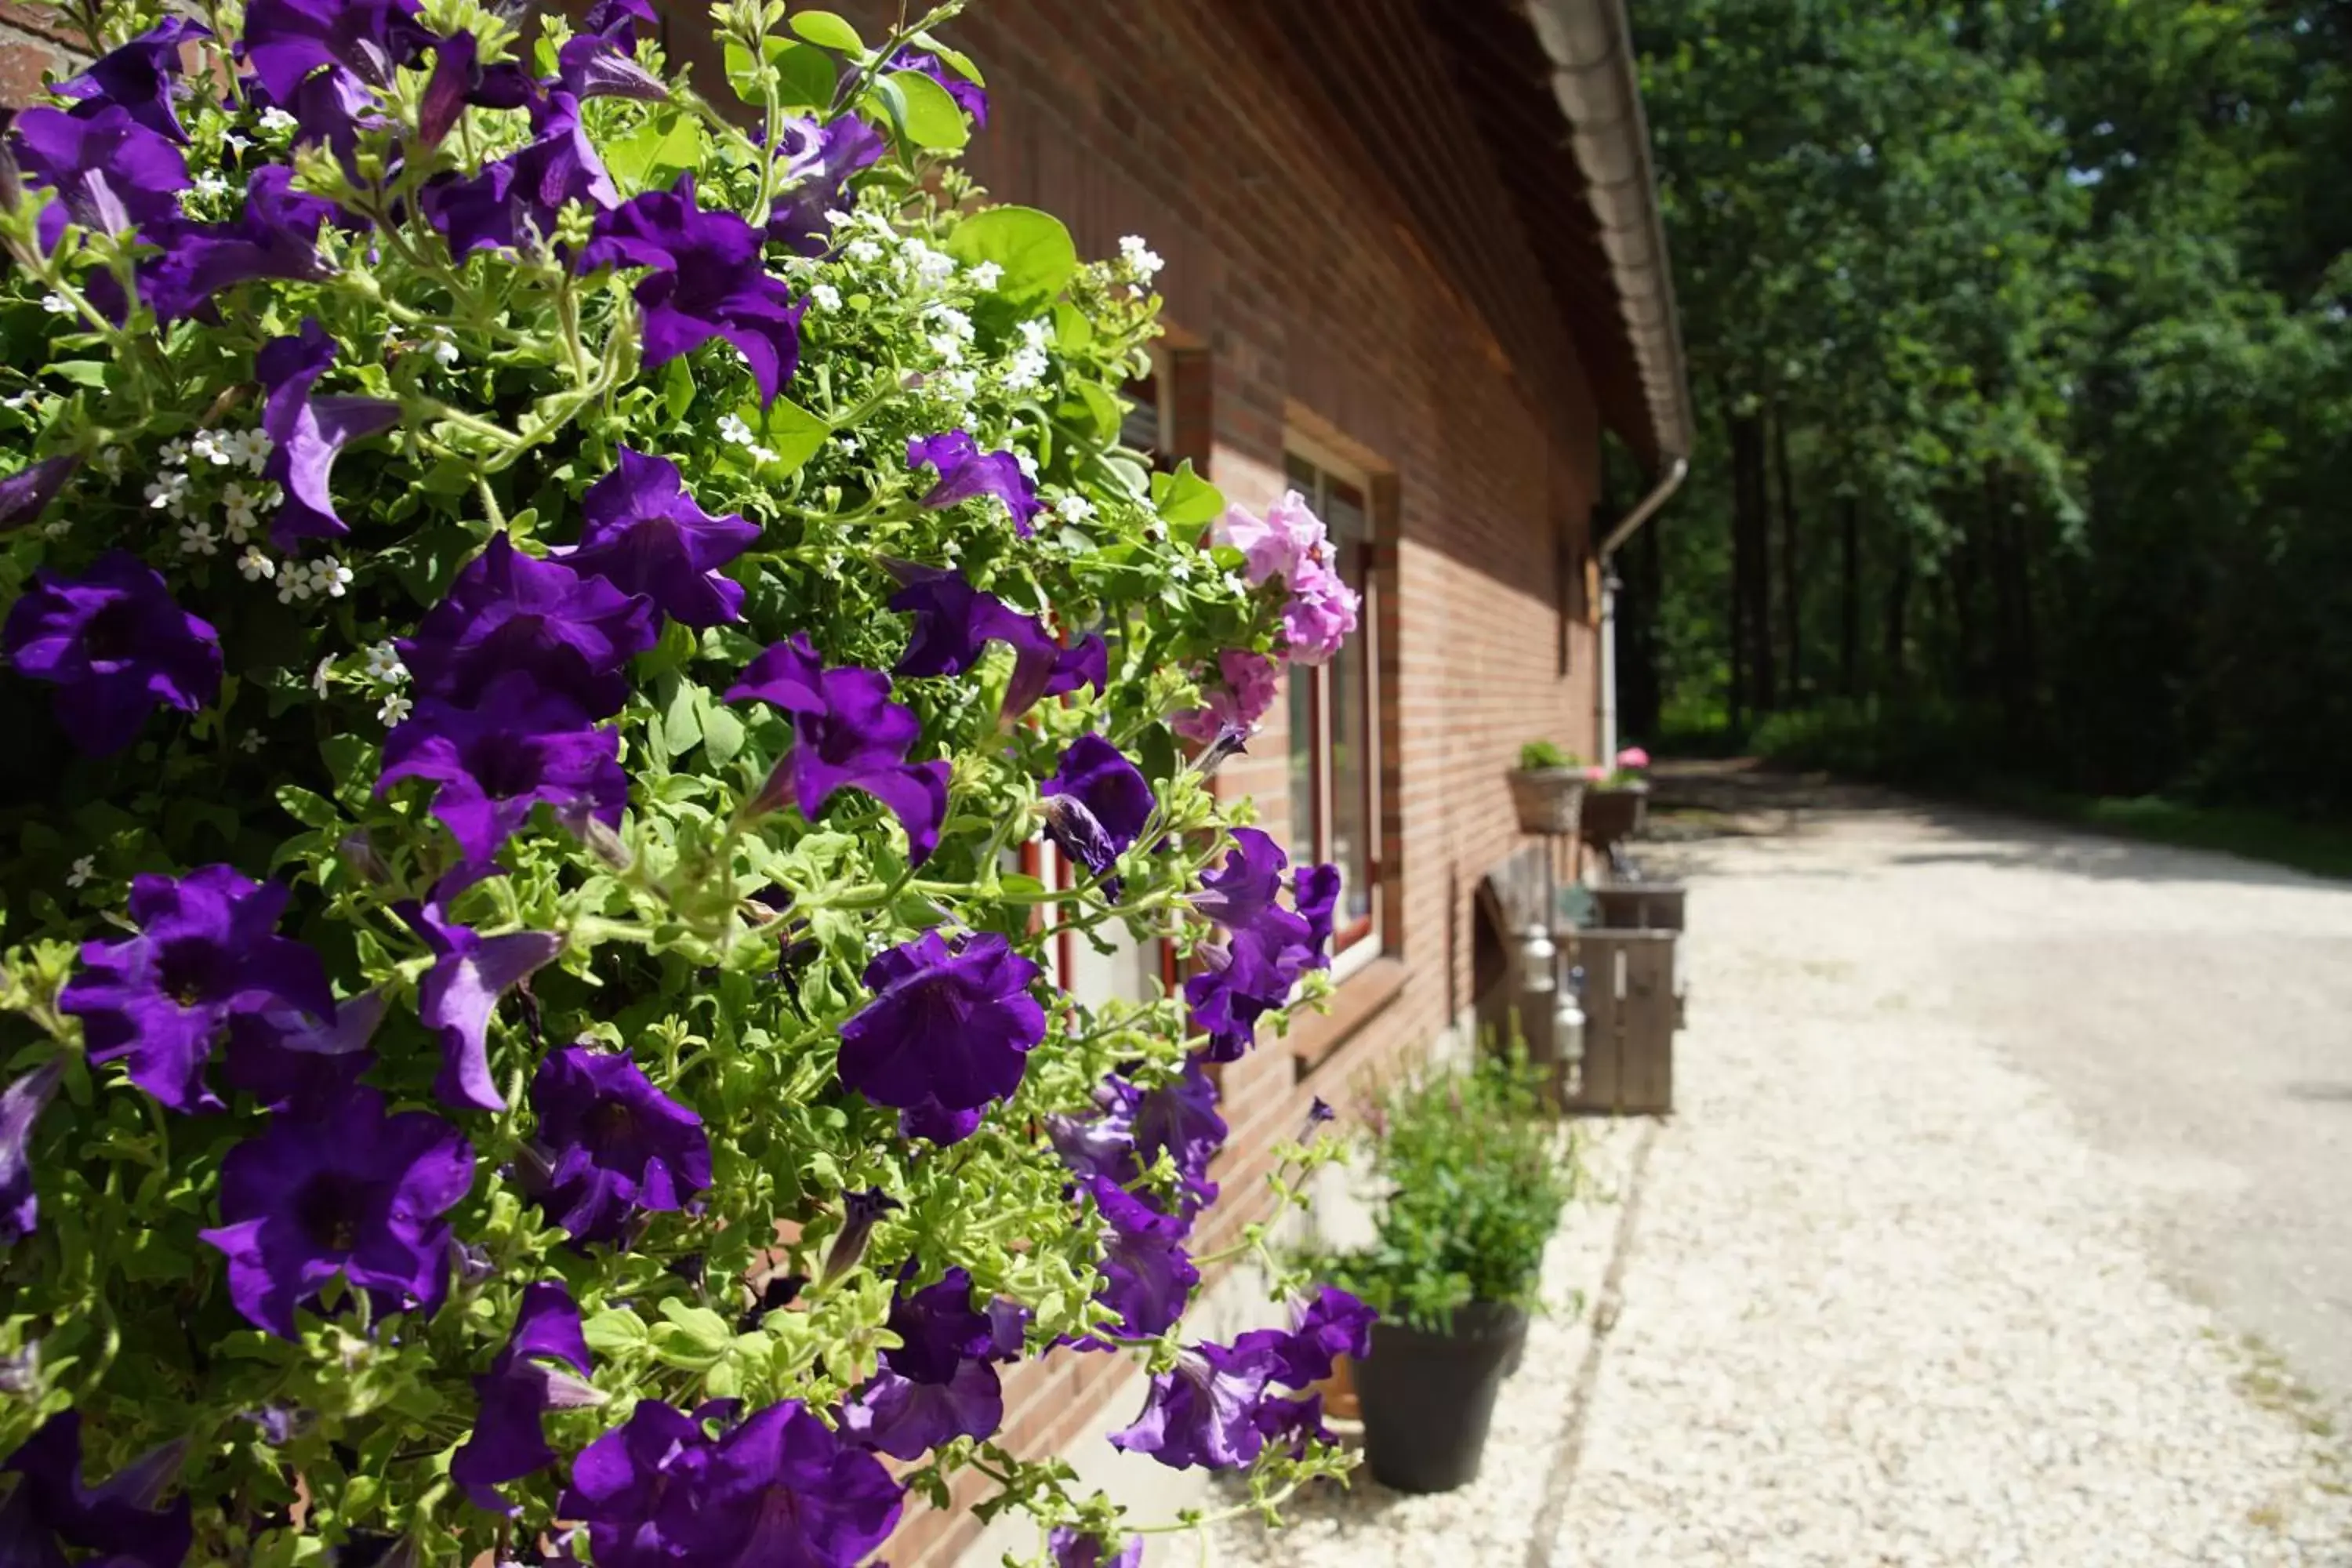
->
1355, 1301, 1529, 1494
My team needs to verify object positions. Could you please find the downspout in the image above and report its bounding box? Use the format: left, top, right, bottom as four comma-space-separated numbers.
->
1598, 456, 1687, 764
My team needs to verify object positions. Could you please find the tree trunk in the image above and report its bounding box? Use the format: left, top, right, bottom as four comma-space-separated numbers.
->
1883, 551, 1911, 690
1839, 494, 1861, 696
1773, 410, 1801, 702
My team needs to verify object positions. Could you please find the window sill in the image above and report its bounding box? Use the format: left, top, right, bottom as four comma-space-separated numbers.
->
1287, 956, 1408, 1081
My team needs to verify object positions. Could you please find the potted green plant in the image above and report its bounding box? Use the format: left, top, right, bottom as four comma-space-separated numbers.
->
1508, 739, 1588, 836
1579, 745, 1653, 858
1305, 1053, 1576, 1493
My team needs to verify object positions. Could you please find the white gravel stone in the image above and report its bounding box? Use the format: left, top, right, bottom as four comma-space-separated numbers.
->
1207, 808, 2352, 1567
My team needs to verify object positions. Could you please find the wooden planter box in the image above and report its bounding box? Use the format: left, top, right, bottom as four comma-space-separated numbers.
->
1556, 927, 1682, 1116
1506, 768, 1587, 837
1578, 783, 1650, 858
1592, 882, 1686, 932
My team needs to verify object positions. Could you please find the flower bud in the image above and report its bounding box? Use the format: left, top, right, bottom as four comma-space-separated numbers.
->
818, 1189, 899, 1288
336, 829, 389, 885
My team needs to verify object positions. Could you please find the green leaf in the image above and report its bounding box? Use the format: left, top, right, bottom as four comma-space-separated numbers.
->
662, 358, 697, 421
662, 680, 702, 757
725, 37, 839, 111
1074, 382, 1123, 442
914, 33, 984, 85
883, 67, 969, 151
42, 361, 107, 388
789, 10, 865, 53
274, 786, 343, 833
1152, 460, 1225, 528
1140, 723, 1178, 788
659, 1299, 733, 1353
999, 873, 1047, 900
699, 699, 746, 767
602, 109, 705, 193
583, 1309, 648, 1355
757, 397, 831, 477
947, 207, 1079, 307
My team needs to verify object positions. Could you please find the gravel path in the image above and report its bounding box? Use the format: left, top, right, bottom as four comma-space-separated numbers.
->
1212, 786, 2352, 1566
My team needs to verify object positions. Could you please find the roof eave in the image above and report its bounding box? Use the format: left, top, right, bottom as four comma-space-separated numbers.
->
1521, 0, 1694, 466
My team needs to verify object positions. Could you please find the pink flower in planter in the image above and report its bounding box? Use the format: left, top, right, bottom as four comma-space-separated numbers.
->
1616, 746, 1651, 771
1583, 764, 1610, 782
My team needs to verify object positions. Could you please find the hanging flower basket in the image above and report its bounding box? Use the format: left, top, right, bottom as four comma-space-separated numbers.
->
1579, 782, 1650, 856
1507, 767, 1588, 837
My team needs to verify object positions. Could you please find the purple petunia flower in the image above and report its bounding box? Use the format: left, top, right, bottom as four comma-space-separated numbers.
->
56, 16, 210, 143
557, 447, 760, 629
886, 562, 1105, 718
0, 1060, 63, 1249
1191, 828, 1294, 938
451, 1281, 601, 1512
561, 1399, 902, 1568
579, 176, 804, 406
257, 319, 402, 548
556, 33, 667, 103
528, 1044, 711, 1246
888, 49, 988, 126
59, 866, 334, 1114
0, 455, 80, 534
906, 431, 1044, 536
764, 114, 884, 255
1088, 1174, 1200, 1338
837, 931, 1047, 1134
9, 104, 189, 251
581, 0, 658, 46
1048, 1065, 1225, 1222
239, 0, 436, 149
728, 633, 951, 866
378, 671, 626, 865
199, 1084, 474, 1339
1253, 1388, 1336, 1458
418, 31, 534, 149
399, 535, 657, 717
1049, 1528, 1145, 1568
143, 165, 353, 324
841, 1268, 1004, 1461
223, 991, 385, 1112
1293, 863, 1341, 968
0, 1412, 191, 1568
1239, 1285, 1376, 1390
395, 867, 567, 1113
1109, 1338, 1279, 1472
423, 89, 618, 260
2, 551, 220, 757
1183, 931, 1305, 1065
1042, 734, 1154, 895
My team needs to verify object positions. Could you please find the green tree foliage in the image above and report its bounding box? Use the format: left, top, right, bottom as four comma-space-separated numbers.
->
1630, 0, 2352, 815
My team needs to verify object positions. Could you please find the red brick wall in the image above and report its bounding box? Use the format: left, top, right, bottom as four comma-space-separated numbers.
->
0, 2, 80, 105
828, 4, 1607, 1561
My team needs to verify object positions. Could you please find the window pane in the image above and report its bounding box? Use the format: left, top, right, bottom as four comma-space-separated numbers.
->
1327, 533, 1374, 933
1325, 479, 1368, 540
1287, 666, 1319, 862
1284, 453, 1319, 495
1121, 377, 1162, 466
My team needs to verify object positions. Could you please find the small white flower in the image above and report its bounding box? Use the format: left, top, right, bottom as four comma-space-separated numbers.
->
746, 442, 781, 465
178, 521, 219, 556
221, 482, 262, 541
1222, 571, 1249, 597
1168, 557, 1193, 581
158, 439, 189, 467
969, 260, 1004, 291
824, 209, 854, 228
1054, 494, 1095, 524
94, 447, 125, 479
378, 692, 413, 726
310, 655, 335, 697
808, 282, 841, 311
40, 292, 74, 317
222, 131, 251, 154
927, 333, 966, 365
924, 304, 975, 339
717, 412, 757, 445
911, 244, 957, 287
1013, 448, 1040, 481
238, 545, 276, 583
239, 731, 264, 753
364, 641, 407, 684
319, 561, 354, 598
845, 239, 884, 264
66, 855, 93, 889
229, 429, 273, 473
1, 390, 39, 412
1002, 345, 1049, 393
1018, 319, 1053, 353
936, 368, 978, 404
836, 434, 861, 456
145, 474, 191, 517
1119, 234, 1164, 278
427, 327, 459, 368
259, 107, 299, 136
42, 518, 68, 539
191, 429, 234, 466
194, 172, 231, 200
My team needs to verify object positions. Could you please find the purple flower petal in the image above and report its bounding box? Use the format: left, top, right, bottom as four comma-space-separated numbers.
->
906, 431, 1044, 535
56, 17, 210, 143
0, 455, 79, 534
9, 103, 188, 250
0, 1061, 63, 1249
558, 447, 759, 628
257, 319, 401, 548
452, 1280, 597, 1512
528, 1044, 711, 1245
729, 635, 950, 864
0, 1412, 192, 1567
399, 534, 657, 717
378, 672, 626, 866
837, 931, 1046, 1118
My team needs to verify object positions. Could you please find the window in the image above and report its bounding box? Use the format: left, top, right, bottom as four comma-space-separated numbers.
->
1284, 449, 1382, 973
1121, 370, 1173, 473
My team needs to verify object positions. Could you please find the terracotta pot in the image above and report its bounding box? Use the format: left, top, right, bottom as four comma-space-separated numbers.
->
1507, 768, 1587, 837
1314, 1352, 1363, 1421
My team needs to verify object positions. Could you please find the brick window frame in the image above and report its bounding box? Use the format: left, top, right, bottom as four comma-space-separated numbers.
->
1282, 434, 1387, 982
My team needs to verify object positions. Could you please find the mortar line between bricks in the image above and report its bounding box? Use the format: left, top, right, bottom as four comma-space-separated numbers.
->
1525, 1114, 1661, 1568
